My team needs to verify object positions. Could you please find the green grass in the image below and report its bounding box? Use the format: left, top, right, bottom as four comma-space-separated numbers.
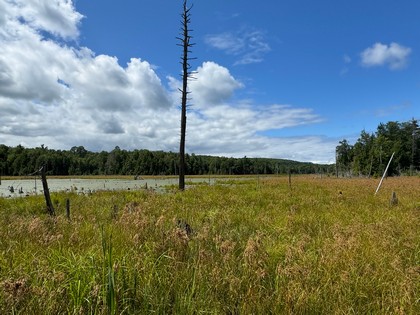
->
0, 176, 419, 314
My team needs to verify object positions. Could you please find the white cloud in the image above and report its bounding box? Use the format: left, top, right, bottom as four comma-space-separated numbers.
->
9, 0, 83, 40
0, 1, 7, 27
184, 102, 324, 159
0, 0, 336, 163
71, 55, 171, 112
360, 42, 412, 70
0, 0, 171, 148
189, 61, 243, 106
205, 33, 244, 54
205, 28, 271, 65
165, 61, 326, 161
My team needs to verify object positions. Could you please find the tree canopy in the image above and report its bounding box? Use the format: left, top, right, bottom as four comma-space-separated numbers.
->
0, 145, 332, 177
336, 119, 420, 176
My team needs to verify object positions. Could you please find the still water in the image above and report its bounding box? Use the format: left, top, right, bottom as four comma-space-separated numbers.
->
0, 177, 217, 198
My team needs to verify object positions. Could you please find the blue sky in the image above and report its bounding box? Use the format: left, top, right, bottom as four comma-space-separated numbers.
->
0, 0, 419, 163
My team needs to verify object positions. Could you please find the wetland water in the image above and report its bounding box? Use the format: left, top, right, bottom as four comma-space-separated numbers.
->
0, 177, 219, 198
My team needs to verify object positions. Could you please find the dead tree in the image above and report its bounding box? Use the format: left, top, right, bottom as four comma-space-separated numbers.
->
177, 0, 195, 191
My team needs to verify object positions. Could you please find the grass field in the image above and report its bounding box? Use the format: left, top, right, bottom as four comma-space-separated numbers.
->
0, 176, 419, 314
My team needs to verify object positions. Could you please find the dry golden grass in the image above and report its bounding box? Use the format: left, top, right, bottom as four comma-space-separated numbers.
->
0, 175, 419, 314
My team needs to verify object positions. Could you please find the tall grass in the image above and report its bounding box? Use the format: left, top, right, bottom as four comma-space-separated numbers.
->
0, 176, 418, 314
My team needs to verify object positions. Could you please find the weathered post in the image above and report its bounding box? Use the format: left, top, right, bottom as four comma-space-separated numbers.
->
288, 169, 292, 189
389, 191, 398, 206
66, 198, 70, 220
40, 165, 55, 216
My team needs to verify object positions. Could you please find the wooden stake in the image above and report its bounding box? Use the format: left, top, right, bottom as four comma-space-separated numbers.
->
40, 165, 55, 216
66, 199, 70, 220
389, 191, 398, 206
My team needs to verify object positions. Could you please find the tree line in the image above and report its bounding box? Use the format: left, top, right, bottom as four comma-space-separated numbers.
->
0, 144, 333, 177
336, 119, 420, 177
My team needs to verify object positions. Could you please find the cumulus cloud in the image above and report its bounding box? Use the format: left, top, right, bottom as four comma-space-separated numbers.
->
71, 55, 171, 112
0, 0, 335, 163
205, 28, 271, 65
10, 0, 83, 40
0, 0, 171, 145
166, 61, 326, 160
360, 42, 412, 70
188, 61, 243, 106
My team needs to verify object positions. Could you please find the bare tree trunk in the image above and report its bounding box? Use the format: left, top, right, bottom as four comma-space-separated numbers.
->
179, 75, 187, 190
178, 0, 194, 191
40, 165, 55, 216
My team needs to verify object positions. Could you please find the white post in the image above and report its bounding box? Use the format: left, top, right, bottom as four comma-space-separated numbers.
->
375, 152, 395, 195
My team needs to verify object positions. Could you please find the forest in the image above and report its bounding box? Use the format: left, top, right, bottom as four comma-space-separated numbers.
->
1, 119, 418, 178
336, 119, 420, 176
0, 144, 332, 176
